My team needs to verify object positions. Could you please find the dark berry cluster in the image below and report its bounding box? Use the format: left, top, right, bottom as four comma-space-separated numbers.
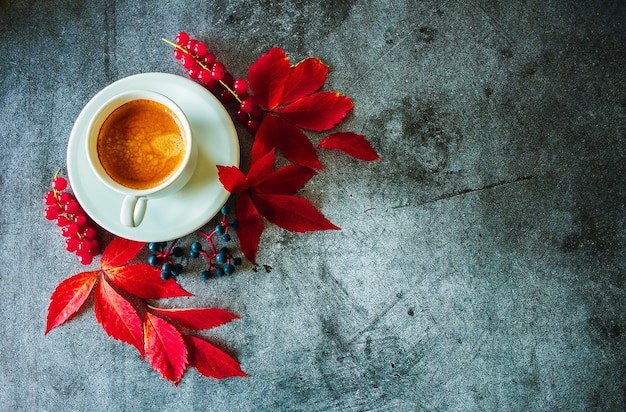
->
147, 206, 242, 280
44, 172, 100, 265
164, 32, 262, 134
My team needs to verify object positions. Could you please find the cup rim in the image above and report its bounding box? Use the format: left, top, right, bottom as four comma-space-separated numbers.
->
85, 89, 193, 197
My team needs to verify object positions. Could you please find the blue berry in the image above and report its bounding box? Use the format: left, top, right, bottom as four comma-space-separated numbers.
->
190, 250, 200, 258
149, 242, 161, 253
148, 254, 160, 266
224, 264, 235, 275
216, 224, 225, 235
215, 267, 225, 277
216, 252, 227, 264
171, 263, 183, 276
161, 271, 172, 280
172, 246, 183, 257
233, 257, 242, 266
161, 262, 172, 273
191, 241, 202, 253
221, 205, 231, 215
201, 270, 212, 280
229, 219, 239, 230
222, 234, 231, 242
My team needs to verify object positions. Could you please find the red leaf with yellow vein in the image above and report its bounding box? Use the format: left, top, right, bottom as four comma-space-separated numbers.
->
100, 237, 145, 270
280, 57, 328, 105
274, 91, 353, 132
318, 132, 381, 161
148, 306, 239, 330
106, 264, 192, 299
94, 277, 145, 358
184, 335, 247, 379
247, 47, 290, 110
144, 311, 188, 385
45, 270, 99, 334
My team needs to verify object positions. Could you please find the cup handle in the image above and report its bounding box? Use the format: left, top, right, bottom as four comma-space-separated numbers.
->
120, 196, 148, 227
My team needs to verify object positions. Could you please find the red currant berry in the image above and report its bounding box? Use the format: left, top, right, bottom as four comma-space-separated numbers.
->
81, 226, 97, 240
174, 31, 190, 46
247, 119, 260, 134
203, 52, 216, 66
211, 61, 225, 81
64, 200, 80, 214
181, 54, 198, 70
58, 191, 73, 204
233, 78, 248, 95
240, 97, 256, 113
193, 41, 207, 57
173, 48, 185, 60
73, 213, 87, 227
222, 72, 234, 88
235, 110, 249, 124
89, 239, 100, 255
186, 39, 199, 54
44, 206, 60, 220
44, 190, 57, 205
188, 66, 200, 79
77, 252, 93, 265
51, 176, 67, 191
61, 223, 79, 237
78, 239, 92, 254
56, 215, 72, 227
219, 89, 234, 103
65, 237, 80, 252
251, 105, 263, 120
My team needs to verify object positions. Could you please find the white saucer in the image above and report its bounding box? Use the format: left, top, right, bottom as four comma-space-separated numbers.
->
67, 73, 240, 242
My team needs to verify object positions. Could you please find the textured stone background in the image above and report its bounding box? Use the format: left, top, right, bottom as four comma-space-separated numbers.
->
1, 0, 624, 410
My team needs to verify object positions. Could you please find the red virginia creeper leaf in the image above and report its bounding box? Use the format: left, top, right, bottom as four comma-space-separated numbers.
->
253, 113, 322, 169
94, 278, 145, 358
184, 335, 247, 379
247, 47, 290, 110
280, 57, 329, 106
217, 165, 248, 194
274, 91, 354, 132
106, 264, 193, 299
318, 132, 381, 161
45, 271, 99, 334
235, 192, 264, 264
100, 237, 145, 270
252, 193, 340, 232
144, 311, 188, 385
148, 307, 239, 330
254, 164, 317, 195
247, 149, 276, 187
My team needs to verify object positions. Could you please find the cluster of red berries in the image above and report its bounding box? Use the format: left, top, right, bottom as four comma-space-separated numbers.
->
166, 32, 262, 134
43, 173, 100, 265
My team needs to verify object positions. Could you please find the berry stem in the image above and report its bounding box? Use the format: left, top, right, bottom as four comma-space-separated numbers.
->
161, 37, 243, 104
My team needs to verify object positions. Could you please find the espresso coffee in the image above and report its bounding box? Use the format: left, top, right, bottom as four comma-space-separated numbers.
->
97, 99, 186, 190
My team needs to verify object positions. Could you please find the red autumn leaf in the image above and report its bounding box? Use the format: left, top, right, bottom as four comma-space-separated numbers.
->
94, 277, 145, 358
148, 306, 239, 330
144, 311, 188, 385
217, 165, 248, 194
253, 113, 322, 169
246, 148, 276, 188
274, 91, 353, 132
45, 270, 99, 334
106, 264, 193, 299
247, 47, 290, 110
253, 164, 317, 195
100, 237, 145, 270
235, 192, 264, 264
251, 193, 340, 232
318, 132, 380, 161
280, 57, 328, 106
184, 335, 247, 379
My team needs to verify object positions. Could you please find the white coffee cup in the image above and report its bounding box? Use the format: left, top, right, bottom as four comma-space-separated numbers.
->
85, 90, 197, 227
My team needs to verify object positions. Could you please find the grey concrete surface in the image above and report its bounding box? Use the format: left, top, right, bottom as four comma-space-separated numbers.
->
1, 0, 625, 410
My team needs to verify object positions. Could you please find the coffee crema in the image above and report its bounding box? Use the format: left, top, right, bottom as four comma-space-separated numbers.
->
97, 99, 186, 190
